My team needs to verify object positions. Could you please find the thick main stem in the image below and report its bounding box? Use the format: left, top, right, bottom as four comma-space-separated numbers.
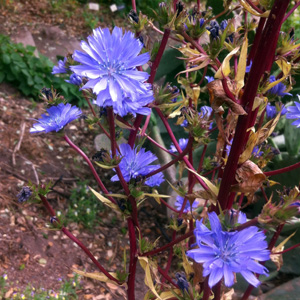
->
217, 0, 291, 211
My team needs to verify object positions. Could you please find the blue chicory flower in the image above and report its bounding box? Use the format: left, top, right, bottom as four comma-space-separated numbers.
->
30, 103, 82, 133
266, 103, 277, 119
71, 27, 153, 117
286, 98, 300, 127
181, 106, 213, 127
175, 196, 199, 213
205, 76, 215, 83
200, 18, 205, 27
52, 57, 68, 74
175, 272, 189, 292
111, 144, 164, 187
66, 73, 82, 85
206, 21, 220, 40
252, 146, 263, 158
186, 212, 270, 288
245, 61, 252, 73
268, 76, 292, 97
17, 186, 32, 203
220, 20, 228, 31
169, 138, 189, 153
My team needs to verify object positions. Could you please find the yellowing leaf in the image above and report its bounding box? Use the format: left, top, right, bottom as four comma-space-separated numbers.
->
139, 257, 161, 300
257, 111, 281, 144
185, 167, 219, 198
181, 245, 194, 275
239, 129, 258, 164
94, 161, 119, 170
235, 37, 248, 96
262, 58, 291, 93
271, 232, 296, 271
72, 268, 124, 287
239, 0, 270, 17
89, 187, 120, 211
115, 118, 132, 129
215, 47, 240, 79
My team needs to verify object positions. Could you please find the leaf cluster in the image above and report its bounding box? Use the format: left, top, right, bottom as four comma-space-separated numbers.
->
0, 35, 86, 107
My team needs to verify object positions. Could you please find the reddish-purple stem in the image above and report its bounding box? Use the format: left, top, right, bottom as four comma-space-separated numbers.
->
273, 242, 300, 255
141, 230, 194, 257
265, 161, 300, 177
127, 218, 137, 300
217, 0, 290, 211
245, 0, 264, 14
283, 1, 300, 22
63, 134, 116, 204
39, 194, 120, 284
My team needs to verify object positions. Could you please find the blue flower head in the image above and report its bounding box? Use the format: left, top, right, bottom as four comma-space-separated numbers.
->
71, 27, 154, 117
17, 186, 32, 203
246, 61, 252, 73
286, 97, 300, 127
252, 146, 263, 158
111, 144, 164, 187
66, 73, 82, 85
175, 196, 199, 213
52, 57, 68, 74
169, 138, 189, 153
175, 272, 189, 292
266, 103, 277, 119
30, 103, 82, 133
206, 21, 220, 40
205, 76, 215, 83
186, 212, 270, 288
220, 20, 228, 31
268, 76, 292, 97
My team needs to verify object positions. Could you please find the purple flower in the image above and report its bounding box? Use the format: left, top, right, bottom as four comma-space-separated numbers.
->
175, 196, 199, 213
252, 146, 263, 158
205, 76, 215, 83
266, 103, 277, 119
30, 103, 82, 133
17, 186, 32, 203
111, 144, 164, 187
246, 61, 252, 73
268, 76, 292, 97
169, 138, 189, 153
206, 21, 220, 40
175, 272, 189, 292
186, 212, 270, 288
220, 20, 228, 31
52, 57, 68, 74
71, 27, 153, 117
66, 73, 82, 85
286, 98, 300, 127
200, 106, 213, 119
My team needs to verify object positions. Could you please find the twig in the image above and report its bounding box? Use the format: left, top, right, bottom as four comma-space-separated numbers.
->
12, 122, 26, 166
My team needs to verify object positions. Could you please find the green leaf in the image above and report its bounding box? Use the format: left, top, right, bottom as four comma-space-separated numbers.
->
284, 119, 300, 156
2, 54, 11, 64
0, 72, 5, 83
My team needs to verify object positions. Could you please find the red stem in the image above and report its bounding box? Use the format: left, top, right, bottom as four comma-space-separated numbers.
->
157, 266, 180, 289
273, 242, 300, 255
245, 0, 264, 14
63, 134, 116, 204
283, 1, 300, 22
264, 161, 300, 177
39, 194, 120, 284
127, 218, 137, 300
145, 137, 193, 178
141, 230, 194, 257
216, 0, 291, 211
131, 0, 136, 12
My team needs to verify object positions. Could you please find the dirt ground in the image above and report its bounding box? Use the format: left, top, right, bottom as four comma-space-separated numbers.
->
0, 2, 171, 299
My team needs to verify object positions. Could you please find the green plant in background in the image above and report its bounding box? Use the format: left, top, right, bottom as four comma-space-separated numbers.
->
0, 35, 86, 107
0, 273, 81, 299
82, 10, 100, 30
66, 181, 105, 228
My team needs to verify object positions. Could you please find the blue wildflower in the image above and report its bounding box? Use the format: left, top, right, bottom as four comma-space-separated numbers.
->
30, 103, 82, 133
52, 57, 68, 74
200, 106, 213, 119
266, 103, 277, 119
227, 210, 247, 226
246, 61, 252, 73
205, 76, 215, 83
66, 73, 82, 85
71, 27, 153, 116
252, 146, 263, 158
268, 76, 292, 97
175, 272, 189, 292
17, 186, 32, 203
175, 196, 199, 213
286, 98, 300, 128
200, 18, 205, 27
170, 138, 189, 153
220, 20, 228, 31
111, 144, 164, 187
186, 212, 270, 288
206, 21, 220, 40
